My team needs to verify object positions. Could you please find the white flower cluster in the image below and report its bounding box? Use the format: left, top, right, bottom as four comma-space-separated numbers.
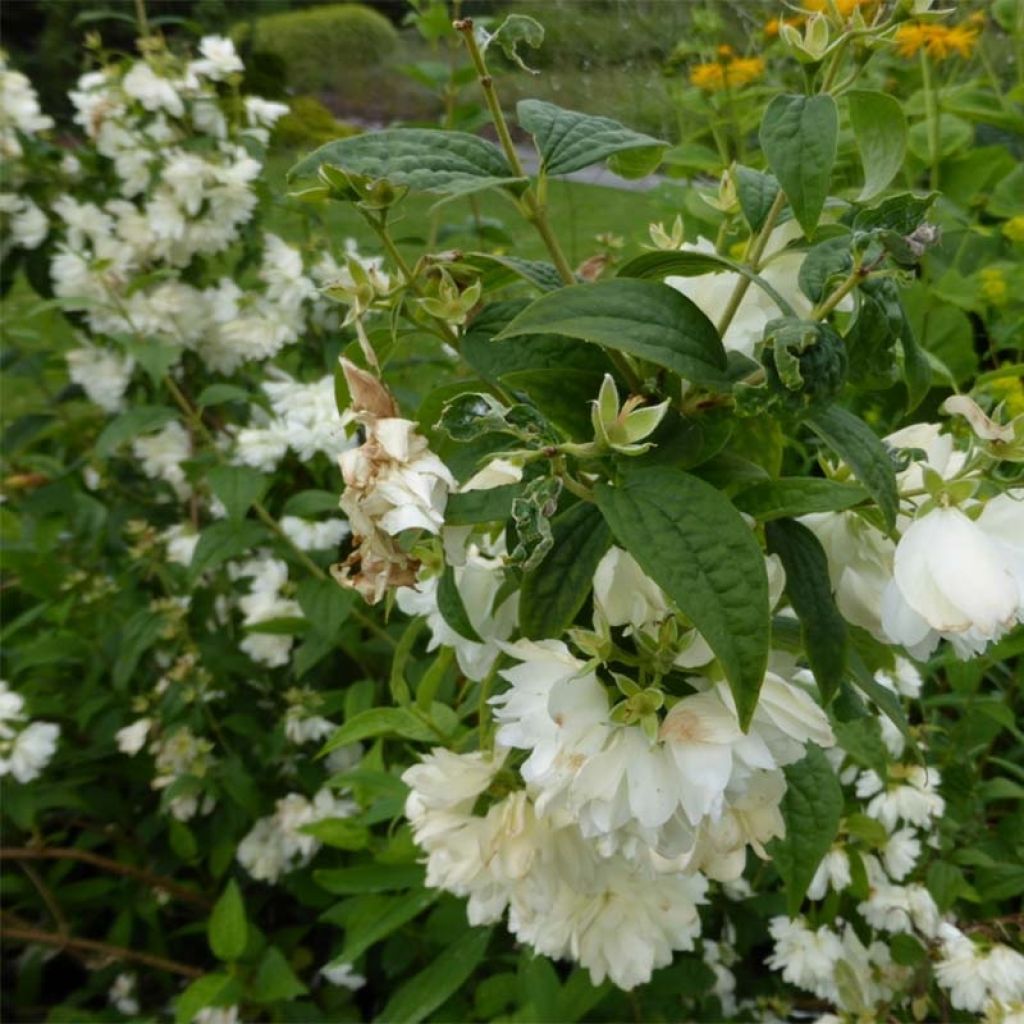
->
233, 556, 304, 668
0, 680, 60, 783
150, 726, 216, 821
237, 788, 357, 883
804, 421, 1024, 660
934, 923, 1024, 1016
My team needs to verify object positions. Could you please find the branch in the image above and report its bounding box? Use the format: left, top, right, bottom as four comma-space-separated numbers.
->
0, 847, 211, 909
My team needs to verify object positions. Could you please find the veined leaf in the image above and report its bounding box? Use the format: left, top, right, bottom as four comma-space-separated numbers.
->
517, 99, 666, 178
806, 405, 899, 531
321, 707, 438, 754
496, 280, 729, 389
766, 519, 847, 703
595, 467, 769, 727
207, 465, 267, 521
733, 477, 867, 521
519, 502, 612, 640
288, 129, 524, 197
767, 744, 843, 914
848, 90, 907, 202
760, 94, 838, 237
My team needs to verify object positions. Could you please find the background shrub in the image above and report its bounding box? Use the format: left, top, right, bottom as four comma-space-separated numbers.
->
234, 3, 398, 94
272, 95, 361, 148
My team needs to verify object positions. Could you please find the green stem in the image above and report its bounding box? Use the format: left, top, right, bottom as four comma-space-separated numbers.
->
454, 18, 577, 286
716, 189, 786, 337
133, 0, 149, 38
811, 268, 862, 321
920, 48, 940, 191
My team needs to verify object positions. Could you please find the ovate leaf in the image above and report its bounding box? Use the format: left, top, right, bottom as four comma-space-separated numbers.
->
208, 880, 247, 962
760, 94, 838, 237
768, 744, 844, 914
437, 565, 483, 642
517, 99, 666, 179
189, 521, 269, 582
496, 280, 729, 389
251, 947, 308, 1003
766, 519, 847, 704
296, 578, 355, 640
321, 707, 438, 754
519, 502, 612, 639
207, 465, 268, 521
733, 478, 867, 521
595, 467, 769, 727
806, 405, 899, 531
848, 90, 908, 201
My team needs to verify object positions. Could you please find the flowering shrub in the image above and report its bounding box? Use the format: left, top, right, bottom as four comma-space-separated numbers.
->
1, 2, 1023, 1022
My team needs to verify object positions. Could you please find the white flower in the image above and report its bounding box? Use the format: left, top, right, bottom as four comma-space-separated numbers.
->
1, 720, 60, 783
163, 524, 200, 567
807, 848, 851, 900
460, 458, 523, 492
874, 656, 923, 699
122, 62, 185, 118
882, 827, 921, 880
132, 421, 192, 500
767, 916, 842, 1001
108, 973, 139, 1015
321, 961, 366, 990
116, 718, 152, 756
981, 945, 1024, 1004
194, 1006, 238, 1024
284, 711, 335, 745
859, 881, 939, 938
279, 515, 349, 552
882, 503, 1022, 658
936, 924, 991, 1012
66, 346, 135, 413
190, 36, 243, 81
857, 765, 945, 831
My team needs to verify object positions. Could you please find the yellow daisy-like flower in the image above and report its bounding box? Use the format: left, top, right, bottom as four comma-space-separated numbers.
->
690, 54, 765, 92
894, 21, 979, 61
804, 0, 875, 16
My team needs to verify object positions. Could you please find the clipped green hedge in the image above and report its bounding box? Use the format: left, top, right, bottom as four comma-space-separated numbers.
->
234, 3, 398, 93
272, 95, 360, 149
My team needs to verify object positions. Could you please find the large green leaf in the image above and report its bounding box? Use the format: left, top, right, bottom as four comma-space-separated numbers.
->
806, 405, 899, 531
732, 477, 867, 521
765, 519, 847, 704
594, 467, 769, 727
207, 465, 268, 521
333, 889, 438, 963
314, 863, 424, 895
519, 502, 612, 640
496, 280, 729, 389
760, 94, 838, 237
321, 707, 439, 754
208, 880, 247, 962
288, 129, 523, 197
380, 927, 492, 1024
517, 99, 666, 178
500, 368, 604, 439
848, 90, 907, 202
189, 521, 269, 582
296, 578, 355, 640
767, 744, 844, 914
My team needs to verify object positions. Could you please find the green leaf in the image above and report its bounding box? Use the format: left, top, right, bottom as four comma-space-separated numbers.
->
847, 650, 914, 751
197, 383, 250, 407
95, 405, 178, 458
765, 519, 847, 704
175, 974, 239, 1024
283, 489, 341, 518
519, 502, 612, 640
759, 94, 838, 237
445, 484, 521, 525
463, 252, 562, 292
189, 521, 269, 581
300, 817, 371, 850
486, 14, 544, 73
390, 617, 426, 705
437, 565, 484, 642
848, 90, 907, 202
380, 927, 492, 1024
733, 477, 867, 521
927, 861, 970, 912
251, 947, 308, 1003
315, 863, 424, 895
207, 465, 268, 521
767, 744, 844, 914
501, 368, 604, 439
834, 717, 889, 777
335, 888, 438, 962
899, 318, 931, 412
594, 467, 769, 728
496, 280, 729, 389
517, 99, 666, 179
208, 880, 247, 962
806, 405, 898, 531
734, 165, 781, 232
296, 578, 355, 640
289, 129, 523, 197
321, 707, 438, 754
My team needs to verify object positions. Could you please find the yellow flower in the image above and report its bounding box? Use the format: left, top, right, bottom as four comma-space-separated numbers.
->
1002, 216, 1024, 243
804, 0, 875, 16
979, 267, 1008, 306
690, 53, 765, 91
895, 21, 979, 61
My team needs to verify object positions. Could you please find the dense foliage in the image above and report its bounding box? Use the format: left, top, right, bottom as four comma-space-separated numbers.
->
1, 1, 1023, 1022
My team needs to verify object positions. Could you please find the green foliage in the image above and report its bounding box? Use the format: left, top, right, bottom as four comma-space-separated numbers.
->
272, 96, 360, 151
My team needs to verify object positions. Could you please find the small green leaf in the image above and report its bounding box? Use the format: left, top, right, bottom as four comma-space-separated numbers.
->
189, 521, 269, 581
288, 129, 522, 198
519, 502, 612, 640
517, 99, 666, 179
95, 405, 178, 458
336, 889, 438, 962
766, 519, 847, 704
833, 717, 889, 777
296, 578, 355, 640
175, 974, 239, 1024
768, 744, 844, 914
380, 927, 492, 1024
437, 565, 483, 642
314, 863, 424, 895
321, 707, 438, 755
486, 14, 544, 73
251, 947, 308, 1003
207, 465, 268, 521
300, 817, 371, 850
760, 94, 838, 237
197, 383, 250, 407
848, 90, 907, 202
806, 405, 899, 531
496, 280, 728, 389
734, 165, 781, 232
208, 879, 247, 962
595, 467, 769, 728
733, 478, 867, 520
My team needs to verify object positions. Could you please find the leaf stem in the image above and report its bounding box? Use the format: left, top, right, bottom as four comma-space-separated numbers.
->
454, 18, 577, 287
716, 189, 787, 337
